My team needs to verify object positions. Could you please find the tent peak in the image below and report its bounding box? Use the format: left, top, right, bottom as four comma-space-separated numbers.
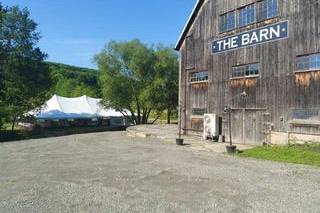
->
29, 94, 124, 119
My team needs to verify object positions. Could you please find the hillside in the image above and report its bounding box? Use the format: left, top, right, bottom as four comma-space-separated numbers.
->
46, 62, 101, 98
46, 62, 98, 74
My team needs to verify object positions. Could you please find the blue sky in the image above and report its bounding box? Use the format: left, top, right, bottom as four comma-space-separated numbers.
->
2, 0, 195, 69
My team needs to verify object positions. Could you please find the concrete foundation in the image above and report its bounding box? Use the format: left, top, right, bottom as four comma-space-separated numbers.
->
269, 131, 320, 145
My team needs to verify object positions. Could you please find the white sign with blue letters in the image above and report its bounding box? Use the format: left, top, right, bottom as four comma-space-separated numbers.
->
212, 21, 289, 54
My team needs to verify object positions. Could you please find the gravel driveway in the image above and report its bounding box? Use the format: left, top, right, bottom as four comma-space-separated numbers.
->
0, 131, 319, 213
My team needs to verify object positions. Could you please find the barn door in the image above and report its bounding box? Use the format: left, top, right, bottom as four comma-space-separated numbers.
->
244, 110, 265, 145
230, 109, 267, 145
230, 109, 244, 144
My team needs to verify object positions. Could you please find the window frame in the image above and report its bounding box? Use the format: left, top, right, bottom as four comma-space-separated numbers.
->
219, 0, 279, 34
192, 108, 207, 116
296, 53, 320, 73
189, 71, 209, 83
219, 10, 236, 33
238, 3, 256, 28
257, 0, 279, 22
231, 63, 261, 79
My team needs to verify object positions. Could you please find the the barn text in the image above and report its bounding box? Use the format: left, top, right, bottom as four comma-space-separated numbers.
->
212, 21, 289, 54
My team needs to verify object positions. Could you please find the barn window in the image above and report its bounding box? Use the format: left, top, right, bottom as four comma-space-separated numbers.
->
232, 63, 260, 78
258, 0, 278, 21
192, 108, 207, 116
296, 53, 320, 72
190, 71, 208, 83
191, 118, 204, 130
220, 11, 236, 32
238, 4, 256, 27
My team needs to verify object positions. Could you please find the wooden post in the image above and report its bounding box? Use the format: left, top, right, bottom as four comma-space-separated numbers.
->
228, 108, 232, 146
178, 104, 182, 139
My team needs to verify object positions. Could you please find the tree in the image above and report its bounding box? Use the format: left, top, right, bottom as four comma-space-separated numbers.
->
48, 62, 100, 98
153, 46, 179, 124
0, 5, 51, 132
0, 4, 6, 129
0, 4, 4, 86
95, 40, 158, 124
95, 40, 179, 125
72, 83, 97, 97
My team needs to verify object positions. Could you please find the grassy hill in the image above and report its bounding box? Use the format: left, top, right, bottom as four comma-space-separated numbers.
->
46, 62, 101, 98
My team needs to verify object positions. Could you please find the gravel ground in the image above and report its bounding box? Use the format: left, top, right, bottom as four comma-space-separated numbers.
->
127, 124, 254, 153
0, 131, 320, 213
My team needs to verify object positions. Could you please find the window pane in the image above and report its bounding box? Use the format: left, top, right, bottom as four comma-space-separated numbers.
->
247, 4, 256, 23
232, 63, 260, 78
192, 108, 207, 116
221, 10, 237, 32
297, 57, 305, 70
310, 55, 317, 69
258, 0, 268, 21
227, 11, 236, 30
296, 59, 302, 70
239, 4, 255, 27
317, 55, 320, 68
268, 0, 278, 18
303, 57, 309, 70
190, 71, 208, 82
296, 54, 320, 71
239, 7, 247, 27
220, 14, 226, 32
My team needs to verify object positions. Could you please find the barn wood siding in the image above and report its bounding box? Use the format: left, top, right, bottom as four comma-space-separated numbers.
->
178, 0, 320, 144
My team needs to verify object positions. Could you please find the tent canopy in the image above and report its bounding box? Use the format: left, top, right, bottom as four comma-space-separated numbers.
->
30, 95, 125, 119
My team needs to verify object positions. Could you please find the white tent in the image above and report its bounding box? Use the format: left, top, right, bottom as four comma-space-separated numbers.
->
30, 95, 124, 119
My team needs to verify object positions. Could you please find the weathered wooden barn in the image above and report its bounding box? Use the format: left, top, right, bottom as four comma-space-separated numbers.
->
175, 0, 320, 145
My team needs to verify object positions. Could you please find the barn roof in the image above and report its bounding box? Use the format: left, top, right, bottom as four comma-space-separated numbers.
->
174, 0, 205, 51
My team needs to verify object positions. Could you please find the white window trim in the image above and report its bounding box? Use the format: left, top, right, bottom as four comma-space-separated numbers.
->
190, 80, 209, 84
230, 74, 260, 80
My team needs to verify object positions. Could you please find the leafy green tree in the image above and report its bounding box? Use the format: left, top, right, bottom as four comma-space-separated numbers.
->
95, 40, 179, 125
53, 77, 78, 97
73, 83, 97, 97
95, 40, 158, 124
48, 62, 100, 98
0, 4, 6, 129
0, 5, 51, 132
150, 46, 179, 124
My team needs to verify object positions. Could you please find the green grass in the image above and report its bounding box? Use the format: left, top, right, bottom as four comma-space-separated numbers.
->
239, 143, 320, 167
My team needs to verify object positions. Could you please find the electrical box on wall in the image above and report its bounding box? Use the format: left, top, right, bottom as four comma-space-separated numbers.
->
203, 114, 220, 140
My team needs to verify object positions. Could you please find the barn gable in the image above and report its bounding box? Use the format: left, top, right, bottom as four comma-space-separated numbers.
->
175, 0, 205, 51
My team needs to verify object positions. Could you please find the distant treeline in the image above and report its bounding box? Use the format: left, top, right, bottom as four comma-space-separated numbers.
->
47, 62, 100, 98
